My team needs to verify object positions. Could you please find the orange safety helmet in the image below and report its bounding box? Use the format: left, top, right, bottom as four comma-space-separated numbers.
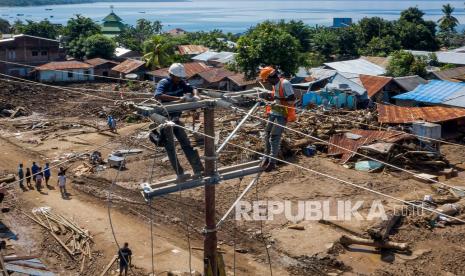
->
259, 66, 276, 81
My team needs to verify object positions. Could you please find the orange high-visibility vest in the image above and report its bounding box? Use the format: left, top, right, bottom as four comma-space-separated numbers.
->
265, 79, 296, 122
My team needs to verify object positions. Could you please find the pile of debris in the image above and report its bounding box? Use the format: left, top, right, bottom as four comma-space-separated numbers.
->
0, 102, 30, 118
24, 207, 94, 274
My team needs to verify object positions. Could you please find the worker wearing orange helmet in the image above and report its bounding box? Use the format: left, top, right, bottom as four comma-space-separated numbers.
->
259, 66, 296, 172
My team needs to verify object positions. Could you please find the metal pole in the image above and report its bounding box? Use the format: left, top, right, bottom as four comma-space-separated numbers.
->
216, 102, 260, 154
203, 107, 217, 276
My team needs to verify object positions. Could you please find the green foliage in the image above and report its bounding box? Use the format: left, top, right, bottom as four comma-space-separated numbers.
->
66, 36, 86, 59
84, 34, 116, 59
115, 19, 163, 52
356, 17, 395, 45
396, 6, 438, 51
302, 52, 326, 68
0, 18, 11, 33
184, 30, 234, 51
12, 19, 61, 39
143, 35, 177, 69
309, 27, 339, 58
387, 50, 427, 77
359, 35, 400, 57
63, 15, 100, 42
438, 4, 459, 33
277, 20, 312, 52
235, 21, 300, 78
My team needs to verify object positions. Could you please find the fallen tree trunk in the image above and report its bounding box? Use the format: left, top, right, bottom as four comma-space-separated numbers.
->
367, 214, 402, 241
0, 175, 15, 184
339, 234, 410, 251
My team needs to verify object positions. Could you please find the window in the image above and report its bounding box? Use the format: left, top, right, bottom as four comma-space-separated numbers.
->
102, 71, 108, 77
41, 51, 48, 56
7, 50, 16, 60
68, 71, 74, 78
32, 51, 39, 57
84, 70, 90, 75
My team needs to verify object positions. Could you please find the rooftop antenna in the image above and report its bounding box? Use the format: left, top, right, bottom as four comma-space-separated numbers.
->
110, 5, 114, 13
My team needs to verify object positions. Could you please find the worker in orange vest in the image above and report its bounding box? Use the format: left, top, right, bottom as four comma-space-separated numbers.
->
259, 66, 296, 172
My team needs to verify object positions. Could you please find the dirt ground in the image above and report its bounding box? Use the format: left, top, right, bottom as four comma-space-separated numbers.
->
0, 81, 465, 275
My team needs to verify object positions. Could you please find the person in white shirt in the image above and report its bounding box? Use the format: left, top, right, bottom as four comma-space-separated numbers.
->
57, 172, 67, 198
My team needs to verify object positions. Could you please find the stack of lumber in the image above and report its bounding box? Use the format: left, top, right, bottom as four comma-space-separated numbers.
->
24, 207, 93, 273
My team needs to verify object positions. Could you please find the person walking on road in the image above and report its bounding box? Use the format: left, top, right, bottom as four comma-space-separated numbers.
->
259, 66, 296, 172
152, 63, 204, 182
31, 162, 39, 185
35, 167, 43, 192
25, 168, 32, 189
57, 171, 67, 198
18, 163, 26, 191
44, 163, 51, 188
118, 242, 132, 276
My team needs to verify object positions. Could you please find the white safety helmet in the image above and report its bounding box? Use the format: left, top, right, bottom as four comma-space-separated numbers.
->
168, 63, 186, 78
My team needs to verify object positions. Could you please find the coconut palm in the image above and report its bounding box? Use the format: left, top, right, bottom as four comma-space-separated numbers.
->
438, 4, 459, 33
142, 35, 174, 69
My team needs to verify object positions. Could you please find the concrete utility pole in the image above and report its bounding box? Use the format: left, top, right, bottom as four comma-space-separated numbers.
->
203, 107, 217, 276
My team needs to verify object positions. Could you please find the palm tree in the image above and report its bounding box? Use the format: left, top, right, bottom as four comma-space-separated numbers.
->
438, 4, 459, 33
142, 35, 174, 69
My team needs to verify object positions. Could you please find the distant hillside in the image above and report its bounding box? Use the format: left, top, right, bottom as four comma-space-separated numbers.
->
0, 0, 186, 7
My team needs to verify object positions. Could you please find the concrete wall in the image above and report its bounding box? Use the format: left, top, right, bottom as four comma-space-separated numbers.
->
39, 68, 95, 82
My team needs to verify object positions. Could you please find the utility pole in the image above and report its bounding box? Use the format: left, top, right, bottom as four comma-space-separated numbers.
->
203, 107, 217, 276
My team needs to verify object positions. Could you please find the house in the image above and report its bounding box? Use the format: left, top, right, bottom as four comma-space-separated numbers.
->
359, 74, 400, 103
146, 62, 211, 83
225, 73, 259, 91
177, 45, 209, 57
35, 61, 94, 82
360, 56, 390, 69
85, 58, 119, 78
393, 80, 465, 108
111, 59, 146, 79
377, 104, 465, 136
189, 67, 235, 89
408, 50, 465, 66
167, 28, 186, 37
323, 58, 386, 76
393, 76, 428, 92
0, 34, 65, 77
101, 9, 125, 37
192, 51, 236, 67
430, 67, 465, 82
115, 47, 141, 61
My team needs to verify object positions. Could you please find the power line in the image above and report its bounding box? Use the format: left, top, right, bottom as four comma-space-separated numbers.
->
227, 104, 465, 194
166, 123, 465, 224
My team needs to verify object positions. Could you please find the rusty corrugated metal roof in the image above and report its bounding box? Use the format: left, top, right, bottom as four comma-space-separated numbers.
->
195, 67, 235, 83
227, 73, 258, 86
359, 74, 393, 98
177, 45, 209, 55
85, 58, 119, 67
147, 62, 211, 79
377, 104, 465, 124
111, 59, 145, 74
328, 129, 414, 163
36, 61, 93, 71
431, 67, 465, 82
360, 56, 390, 69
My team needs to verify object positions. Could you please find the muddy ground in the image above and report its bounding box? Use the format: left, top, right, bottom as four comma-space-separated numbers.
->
0, 80, 464, 275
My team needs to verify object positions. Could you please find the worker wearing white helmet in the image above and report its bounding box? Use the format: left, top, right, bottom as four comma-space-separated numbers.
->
153, 63, 203, 181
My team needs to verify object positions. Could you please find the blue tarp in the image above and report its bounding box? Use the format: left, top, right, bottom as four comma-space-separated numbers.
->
302, 91, 357, 109
393, 80, 465, 105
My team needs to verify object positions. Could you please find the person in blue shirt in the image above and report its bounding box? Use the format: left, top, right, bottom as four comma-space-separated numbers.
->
43, 162, 51, 188
153, 63, 203, 182
18, 163, 25, 191
31, 162, 39, 185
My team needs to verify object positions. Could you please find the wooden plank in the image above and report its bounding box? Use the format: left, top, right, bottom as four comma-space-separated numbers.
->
50, 232, 75, 259
99, 255, 118, 276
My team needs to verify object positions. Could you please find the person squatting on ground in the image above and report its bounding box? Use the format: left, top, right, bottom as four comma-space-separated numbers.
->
151, 63, 204, 182
259, 66, 296, 172
118, 242, 132, 276
107, 115, 117, 133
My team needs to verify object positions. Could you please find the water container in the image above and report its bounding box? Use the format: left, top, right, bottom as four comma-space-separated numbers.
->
303, 145, 317, 157
412, 121, 442, 140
